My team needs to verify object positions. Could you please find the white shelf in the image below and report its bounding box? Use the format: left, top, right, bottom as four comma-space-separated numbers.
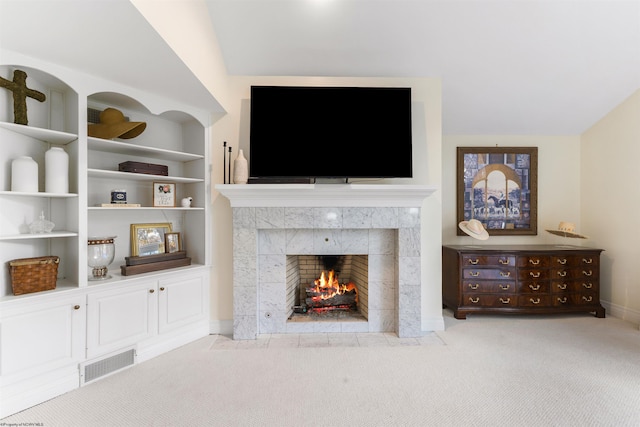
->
88, 137, 203, 162
0, 231, 78, 241
0, 191, 78, 198
88, 206, 204, 211
0, 121, 77, 144
88, 169, 203, 183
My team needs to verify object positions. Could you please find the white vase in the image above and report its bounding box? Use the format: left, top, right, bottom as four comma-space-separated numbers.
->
11, 156, 39, 192
45, 147, 69, 193
233, 149, 249, 184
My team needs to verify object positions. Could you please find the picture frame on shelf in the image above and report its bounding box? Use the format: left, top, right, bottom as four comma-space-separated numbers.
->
153, 182, 176, 207
165, 232, 181, 254
130, 222, 173, 256
457, 146, 538, 236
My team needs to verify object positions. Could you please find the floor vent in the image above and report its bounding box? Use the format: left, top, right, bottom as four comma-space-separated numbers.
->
82, 349, 136, 385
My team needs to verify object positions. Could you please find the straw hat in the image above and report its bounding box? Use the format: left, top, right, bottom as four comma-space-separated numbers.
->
459, 219, 489, 240
546, 222, 587, 239
88, 108, 146, 139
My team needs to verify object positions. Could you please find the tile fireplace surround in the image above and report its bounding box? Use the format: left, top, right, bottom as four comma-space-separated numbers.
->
216, 184, 436, 340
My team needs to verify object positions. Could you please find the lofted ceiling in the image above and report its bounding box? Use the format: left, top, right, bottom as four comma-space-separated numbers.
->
1, 0, 639, 135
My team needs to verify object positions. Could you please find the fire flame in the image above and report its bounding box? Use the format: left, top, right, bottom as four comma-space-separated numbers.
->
311, 270, 357, 301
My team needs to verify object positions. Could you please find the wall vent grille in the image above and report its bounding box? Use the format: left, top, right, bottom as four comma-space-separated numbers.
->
82, 349, 135, 384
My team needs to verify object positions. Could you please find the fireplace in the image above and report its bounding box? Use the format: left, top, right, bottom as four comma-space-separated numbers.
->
287, 255, 367, 320
215, 184, 436, 340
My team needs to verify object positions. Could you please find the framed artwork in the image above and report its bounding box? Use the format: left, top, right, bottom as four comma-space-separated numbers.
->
165, 232, 181, 253
153, 182, 176, 207
130, 223, 173, 256
457, 147, 538, 236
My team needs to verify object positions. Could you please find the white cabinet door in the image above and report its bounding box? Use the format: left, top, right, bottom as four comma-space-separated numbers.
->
158, 273, 207, 334
0, 294, 85, 382
86, 280, 157, 359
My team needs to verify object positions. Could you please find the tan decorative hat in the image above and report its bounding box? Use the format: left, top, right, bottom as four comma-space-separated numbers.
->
459, 219, 489, 240
546, 221, 587, 239
88, 108, 146, 140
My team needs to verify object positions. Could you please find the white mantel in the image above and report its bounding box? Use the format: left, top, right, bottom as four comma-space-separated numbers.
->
215, 184, 437, 207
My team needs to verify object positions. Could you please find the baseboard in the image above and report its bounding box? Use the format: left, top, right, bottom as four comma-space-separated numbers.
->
422, 315, 446, 332
0, 365, 79, 418
137, 322, 210, 363
209, 319, 233, 335
601, 300, 640, 329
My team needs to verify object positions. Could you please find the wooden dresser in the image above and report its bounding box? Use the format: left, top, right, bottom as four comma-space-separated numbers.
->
442, 245, 605, 320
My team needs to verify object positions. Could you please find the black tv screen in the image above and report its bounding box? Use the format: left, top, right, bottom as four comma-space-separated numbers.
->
249, 86, 413, 180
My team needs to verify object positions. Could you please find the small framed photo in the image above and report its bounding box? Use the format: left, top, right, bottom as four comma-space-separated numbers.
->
153, 182, 176, 207
130, 223, 173, 256
165, 232, 181, 253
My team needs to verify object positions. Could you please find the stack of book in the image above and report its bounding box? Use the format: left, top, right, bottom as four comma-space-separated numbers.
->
120, 251, 191, 276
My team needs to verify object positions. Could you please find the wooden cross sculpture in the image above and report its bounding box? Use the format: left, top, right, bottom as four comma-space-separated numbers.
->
0, 69, 46, 125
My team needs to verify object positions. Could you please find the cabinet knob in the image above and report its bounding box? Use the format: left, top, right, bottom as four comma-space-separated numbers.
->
149, 289, 155, 293
160, 287, 165, 291
74, 305, 80, 310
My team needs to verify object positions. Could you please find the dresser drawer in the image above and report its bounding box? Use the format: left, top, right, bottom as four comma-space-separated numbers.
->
464, 294, 517, 308
518, 295, 552, 307
552, 280, 599, 293
551, 267, 598, 281
463, 268, 515, 280
517, 269, 550, 281
462, 280, 515, 293
551, 255, 599, 267
462, 255, 515, 267
553, 292, 599, 307
517, 256, 550, 268
517, 281, 550, 294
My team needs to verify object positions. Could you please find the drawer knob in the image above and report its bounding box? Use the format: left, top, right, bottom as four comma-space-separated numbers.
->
468, 283, 479, 290
529, 284, 540, 291
529, 272, 540, 278
498, 259, 509, 265
530, 298, 541, 305
160, 287, 165, 291
582, 270, 593, 277
469, 259, 479, 265
529, 259, 540, 265
74, 305, 81, 310
500, 271, 511, 278
582, 296, 593, 302
582, 283, 593, 289
499, 284, 510, 290
500, 297, 511, 304
149, 289, 155, 293
582, 258, 593, 264
557, 297, 567, 304
469, 297, 480, 304
470, 271, 480, 277
557, 271, 567, 277
557, 258, 567, 265
557, 283, 567, 290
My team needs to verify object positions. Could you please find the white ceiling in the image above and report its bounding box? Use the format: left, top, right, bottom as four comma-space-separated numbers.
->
2, 1, 639, 135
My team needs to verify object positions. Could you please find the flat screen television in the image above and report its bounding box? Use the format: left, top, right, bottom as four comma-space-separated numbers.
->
249, 85, 413, 181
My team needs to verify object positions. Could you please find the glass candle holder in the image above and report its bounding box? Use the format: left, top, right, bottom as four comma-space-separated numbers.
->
88, 236, 116, 281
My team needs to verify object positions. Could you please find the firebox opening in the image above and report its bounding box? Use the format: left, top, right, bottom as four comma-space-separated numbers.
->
286, 254, 368, 322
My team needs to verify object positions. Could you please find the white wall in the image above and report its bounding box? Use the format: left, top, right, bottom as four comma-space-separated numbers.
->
211, 76, 444, 333
581, 90, 640, 325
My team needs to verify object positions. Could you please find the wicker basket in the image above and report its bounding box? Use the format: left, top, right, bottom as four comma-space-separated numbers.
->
8, 256, 59, 295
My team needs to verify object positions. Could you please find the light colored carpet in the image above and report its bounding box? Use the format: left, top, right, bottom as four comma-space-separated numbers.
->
3, 311, 639, 426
